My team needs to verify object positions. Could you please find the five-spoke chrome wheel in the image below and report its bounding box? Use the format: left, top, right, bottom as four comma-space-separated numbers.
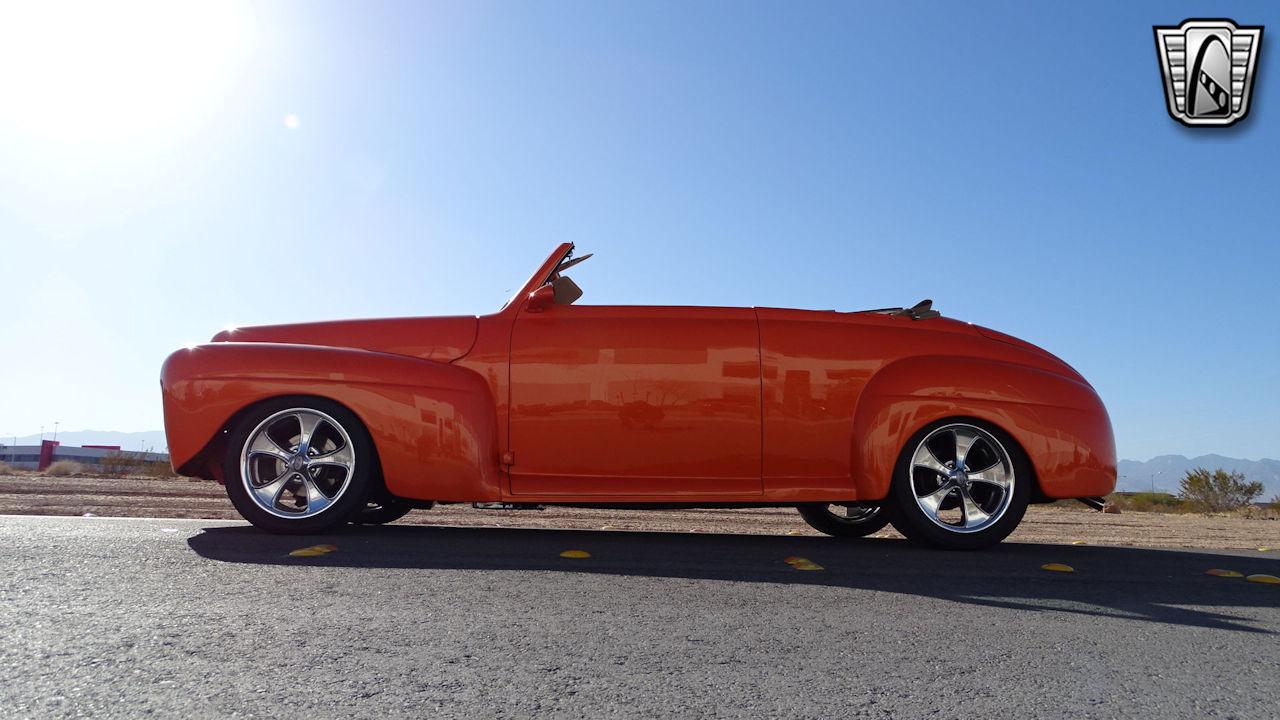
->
240, 408, 356, 519
908, 423, 1014, 534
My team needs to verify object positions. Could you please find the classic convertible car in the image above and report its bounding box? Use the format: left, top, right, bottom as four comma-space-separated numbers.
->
161, 244, 1115, 549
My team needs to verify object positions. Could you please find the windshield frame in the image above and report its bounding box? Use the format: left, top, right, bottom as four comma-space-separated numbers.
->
499, 243, 574, 312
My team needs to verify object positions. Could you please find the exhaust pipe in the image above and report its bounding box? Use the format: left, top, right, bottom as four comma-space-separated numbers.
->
1076, 496, 1108, 512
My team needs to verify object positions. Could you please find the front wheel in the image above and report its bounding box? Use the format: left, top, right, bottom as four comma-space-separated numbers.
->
796, 503, 891, 538
887, 420, 1030, 550
223, 397, 376, 534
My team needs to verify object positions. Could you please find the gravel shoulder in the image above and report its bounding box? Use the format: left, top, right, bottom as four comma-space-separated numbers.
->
2, 473, 1278, 550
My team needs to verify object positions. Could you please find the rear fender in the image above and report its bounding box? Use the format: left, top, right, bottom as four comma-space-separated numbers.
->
850, 356, 1116, 501
161, 343, 501, 502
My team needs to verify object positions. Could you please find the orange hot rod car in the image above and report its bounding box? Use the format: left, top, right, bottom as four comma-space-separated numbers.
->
161, 244, 1115, 549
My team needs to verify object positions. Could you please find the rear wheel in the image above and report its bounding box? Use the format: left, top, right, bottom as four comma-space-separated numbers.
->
797, 503, 891, 538
887, 420, 1030, 550
223, 397, 375, 534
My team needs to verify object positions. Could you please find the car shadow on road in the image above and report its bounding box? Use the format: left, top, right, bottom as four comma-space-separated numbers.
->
187, 524, 1280, 633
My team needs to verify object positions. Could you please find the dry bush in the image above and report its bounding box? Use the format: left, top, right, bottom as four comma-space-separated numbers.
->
1237, 504, 1275, 520
0, 461, 13, 474
1249, 495, 1280, 520
43, 460, 84, 477
1105, 492, 1195, 514
99, 452, 141, 477
1130, 492, 1192, 514
137, 460, 178, 478
1179, 468, 1264, 514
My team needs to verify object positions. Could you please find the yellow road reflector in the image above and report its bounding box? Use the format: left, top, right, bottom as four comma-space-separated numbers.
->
1258, 547, 1271, 552
599, 524, 615, 530
1070, 540, 1087, 545
1205, 568, 1243, 578
786, 530, 803, 536
560, 550, 590, 559
1246, 574, 1280, 584
784, 556, 824, 571
1041, 563, 1074, 573
289, 544, 337, 557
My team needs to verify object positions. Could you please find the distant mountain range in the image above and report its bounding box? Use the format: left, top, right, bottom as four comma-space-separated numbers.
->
1, 430, 169, 454
2, 430, 1276, 498
1117, 455, 1280, 498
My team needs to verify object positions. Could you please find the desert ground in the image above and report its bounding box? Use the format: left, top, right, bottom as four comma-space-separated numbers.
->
1, 473, 1277, 550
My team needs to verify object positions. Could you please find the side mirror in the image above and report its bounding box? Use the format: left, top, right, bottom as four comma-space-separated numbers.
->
525, 283, 556, 313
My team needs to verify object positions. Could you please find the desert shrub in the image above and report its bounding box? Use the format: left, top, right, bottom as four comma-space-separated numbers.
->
1127, 492, 1188, 513
1262, 495, 1280, 519
99, 452, 141, 477
137, 460, 178, 478
43, 460, 84, 477
1127, 492, 1181, 507
1104, 492, 1191, 514
1178, 467, 1264, 513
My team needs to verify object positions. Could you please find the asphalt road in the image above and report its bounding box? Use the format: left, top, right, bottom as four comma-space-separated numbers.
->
1, 515, 1278, 719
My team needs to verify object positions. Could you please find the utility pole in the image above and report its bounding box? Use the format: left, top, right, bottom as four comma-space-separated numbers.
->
52, 422, 59, 443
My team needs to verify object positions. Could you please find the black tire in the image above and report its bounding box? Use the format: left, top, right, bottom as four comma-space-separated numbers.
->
883, 502, 925, 542
347, 498, 414, 525
223, 396, 376, 534
796, 503, 891, 538
887, 419, 1031, 550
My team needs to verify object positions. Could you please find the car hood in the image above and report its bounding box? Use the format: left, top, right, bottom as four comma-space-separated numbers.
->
211, 315, 478, 363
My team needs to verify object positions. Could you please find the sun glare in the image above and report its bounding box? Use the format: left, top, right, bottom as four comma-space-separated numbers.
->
0, 1, 256, 143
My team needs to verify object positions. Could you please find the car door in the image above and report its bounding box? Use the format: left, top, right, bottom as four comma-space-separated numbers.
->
508, 304, 762, 497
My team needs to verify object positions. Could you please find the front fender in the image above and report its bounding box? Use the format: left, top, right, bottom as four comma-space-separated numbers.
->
850, 356, 1116, 501
161, 343, 501, 502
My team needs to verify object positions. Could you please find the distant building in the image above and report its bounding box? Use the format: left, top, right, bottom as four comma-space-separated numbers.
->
0, 440, 168, 471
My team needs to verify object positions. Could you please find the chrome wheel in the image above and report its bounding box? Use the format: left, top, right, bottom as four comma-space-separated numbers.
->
909, 423, 1014, 534
239, 408, 356, 519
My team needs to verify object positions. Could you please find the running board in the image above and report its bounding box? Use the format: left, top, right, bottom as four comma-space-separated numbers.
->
472, 502, 546, 511
1076, 497, 1108, 511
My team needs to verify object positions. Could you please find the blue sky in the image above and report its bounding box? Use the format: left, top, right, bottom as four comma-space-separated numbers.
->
0, 1, 1276, 461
